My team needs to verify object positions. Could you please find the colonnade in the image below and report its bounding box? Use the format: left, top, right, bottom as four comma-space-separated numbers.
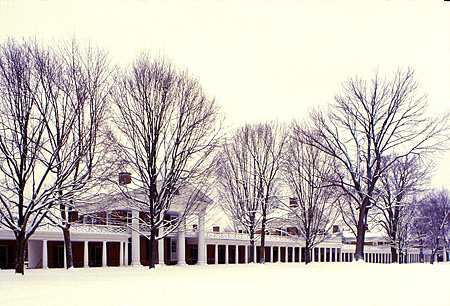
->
203, 244, 407, 265
38, 239, 128, 269
207, 244, 303, 264
131, 210, 207, 266
27, 206, 426, 269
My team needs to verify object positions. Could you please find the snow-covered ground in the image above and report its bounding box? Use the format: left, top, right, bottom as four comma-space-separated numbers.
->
1, 262, 449, 306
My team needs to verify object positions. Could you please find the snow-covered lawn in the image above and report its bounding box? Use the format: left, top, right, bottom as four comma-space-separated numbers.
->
1, 262, 449, 306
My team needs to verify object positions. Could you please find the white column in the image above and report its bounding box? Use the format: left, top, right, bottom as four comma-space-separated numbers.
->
84, 241, 89, 268
177, 219, 187, 266
271, 246, 275, 263
131, 209, 141, 266
124, 242, 129, 266
254, 245, 257, 263
119, 242, 124, 266
285, 247, 288, 263
225, 245, 229, 264
215, 244, 218, 264
244, 245, 248, 264
234, 245, 238, 264
197, 211, 206, 265
42, 240, 48, 269
158, 238, 165, 266
102, 241, 107, 267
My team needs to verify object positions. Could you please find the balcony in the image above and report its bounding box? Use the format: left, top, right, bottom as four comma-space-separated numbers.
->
36, 223, 130, 235
206, 231, 300, 243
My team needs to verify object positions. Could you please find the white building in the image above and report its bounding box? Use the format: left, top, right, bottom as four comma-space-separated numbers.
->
0, 186, 430, 269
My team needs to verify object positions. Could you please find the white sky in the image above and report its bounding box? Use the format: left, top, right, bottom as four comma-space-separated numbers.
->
0, 0, 449, 188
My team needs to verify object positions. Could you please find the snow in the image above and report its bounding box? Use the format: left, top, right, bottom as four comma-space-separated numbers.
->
1, 262, 450, 306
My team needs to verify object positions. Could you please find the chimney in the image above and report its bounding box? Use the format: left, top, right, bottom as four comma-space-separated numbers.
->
119, 172, 131, 185
332, 225, 339, 233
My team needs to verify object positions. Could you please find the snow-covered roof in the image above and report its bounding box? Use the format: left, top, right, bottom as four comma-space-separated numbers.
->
341, 229, 389, 241
76, 183, 212, 214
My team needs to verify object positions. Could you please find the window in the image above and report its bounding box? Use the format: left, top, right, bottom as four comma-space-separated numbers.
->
53, 246, 64, 268
125, 211, 132, 224
287, 227, 298, 235
84, 215, 93, 224
68, 210, 79, 223
289, 197, 298, 207
107, 212, 114, 225
170, 239, 177, 261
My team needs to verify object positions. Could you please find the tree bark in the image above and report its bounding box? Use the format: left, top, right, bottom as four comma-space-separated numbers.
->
148, 228, 158, 269
259, 216, 266, 264
430, 247, 437, 265
15, 232, 26, 274
249, 231, 255, 263
390, 246, 398, 264
355, 196, 370, 261
305, 245, 311, 265
419, 240, 424, 263
62, 225, 73, 269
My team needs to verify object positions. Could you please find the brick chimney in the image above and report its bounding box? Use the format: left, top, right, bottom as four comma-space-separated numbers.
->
119, 172, 131, 185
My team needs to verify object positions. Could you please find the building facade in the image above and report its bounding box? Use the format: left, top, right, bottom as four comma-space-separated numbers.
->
0, 188, 433, 270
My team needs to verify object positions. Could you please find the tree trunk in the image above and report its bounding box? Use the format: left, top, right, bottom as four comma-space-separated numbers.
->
305, 245, 311, 265
259, 216, 266, 264
62, 225, 73, 269
148, 228, 158, 269
354, 200, 369, 261
390, 246, 398, 264
15, 232, 26, 274
419, 237, 424, 263
249, 231, 255, 263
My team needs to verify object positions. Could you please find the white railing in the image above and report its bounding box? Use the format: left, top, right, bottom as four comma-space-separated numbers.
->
35, 224, 61, 233
206, 231, 250, 240
137, 225, 198, 237
72, 224, 130, 234
36, 223, 130, 235
265, 235, 299, 243
206, 231, 299, 243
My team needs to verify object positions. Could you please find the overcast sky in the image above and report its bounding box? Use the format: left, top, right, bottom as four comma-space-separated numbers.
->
1, 0, 449, 188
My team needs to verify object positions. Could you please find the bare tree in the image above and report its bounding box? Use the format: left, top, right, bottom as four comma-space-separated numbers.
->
39, 39, 112, 269
0, 39, 47, 274
374, 154, 428, 263
281, 123, 337, 264
216, 128, 262, 263
415, 189, 450, 264
0, 38, 98, 274
298, 68, 449, 261
112, 53, 221, 269
216, 122, 286, 263
246, 122, 287, 264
